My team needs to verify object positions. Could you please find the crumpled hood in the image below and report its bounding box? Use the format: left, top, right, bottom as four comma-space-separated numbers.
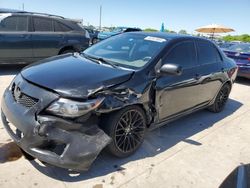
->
21, 54, 133, 98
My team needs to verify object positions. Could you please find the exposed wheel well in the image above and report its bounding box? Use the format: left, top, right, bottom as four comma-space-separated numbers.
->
58, 46, 77, 55
134, 104, 151, 125
100, 103, 151, 127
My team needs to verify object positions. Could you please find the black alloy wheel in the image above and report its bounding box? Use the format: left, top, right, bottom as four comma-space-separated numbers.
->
208, 84, 231, 113
102, 106, 146, 157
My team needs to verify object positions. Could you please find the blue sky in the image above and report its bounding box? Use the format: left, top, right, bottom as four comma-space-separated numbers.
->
0, 0, 249, 35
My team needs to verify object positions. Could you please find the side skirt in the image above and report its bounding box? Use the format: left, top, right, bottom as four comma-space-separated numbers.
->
148, 102, 210, 131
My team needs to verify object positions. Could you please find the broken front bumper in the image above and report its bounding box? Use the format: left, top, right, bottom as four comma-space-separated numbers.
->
1, 74, 111, 171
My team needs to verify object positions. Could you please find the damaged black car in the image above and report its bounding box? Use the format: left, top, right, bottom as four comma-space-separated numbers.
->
1, 32, 238, 171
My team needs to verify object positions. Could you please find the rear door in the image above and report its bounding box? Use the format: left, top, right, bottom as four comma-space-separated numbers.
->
0, 14, 32, 64
195, 39, 223, 104
30, 16, 63, 60
155, 40, 201, 121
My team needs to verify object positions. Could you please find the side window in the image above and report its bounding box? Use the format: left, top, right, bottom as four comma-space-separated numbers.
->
214, 45, 223, 62
17, 16, 28, 31
54, 21, 71, 32
197, 41, 222, 64
86, 29, 93, 34
33, 17, 53, 32
0, 16, 28, 31
164, 41, 196, 69
0, 17, 16, 31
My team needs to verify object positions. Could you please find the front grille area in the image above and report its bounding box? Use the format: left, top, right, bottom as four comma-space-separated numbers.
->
11, 83, 39, 108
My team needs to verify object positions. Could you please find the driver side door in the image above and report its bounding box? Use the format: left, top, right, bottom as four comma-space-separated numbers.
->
155, 40, 201, 122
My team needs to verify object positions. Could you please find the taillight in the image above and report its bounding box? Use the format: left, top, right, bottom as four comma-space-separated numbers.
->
227, 67, 237, 78
247, 57, 250, 61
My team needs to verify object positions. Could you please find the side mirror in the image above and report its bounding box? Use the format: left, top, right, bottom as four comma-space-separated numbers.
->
159, 64, 183, 76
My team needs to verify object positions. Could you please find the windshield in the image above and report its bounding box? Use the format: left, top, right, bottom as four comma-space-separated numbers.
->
228, 43, 250, 53
83, 33, 167, 69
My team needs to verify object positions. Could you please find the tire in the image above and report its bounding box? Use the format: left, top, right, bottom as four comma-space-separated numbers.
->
92, 38, 98, 44
60, 49, 76, 55
102, 106, 147, 158
208, 84, 231, 113
20, 148, 35, 161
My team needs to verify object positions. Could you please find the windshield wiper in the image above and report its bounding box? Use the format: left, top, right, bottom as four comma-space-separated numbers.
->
82, 53, 119, 69
81, 53, 101, 64
98, 57, 119, 69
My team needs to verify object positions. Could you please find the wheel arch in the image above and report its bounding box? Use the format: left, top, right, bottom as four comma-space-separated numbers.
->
133, 103, 153, 127
209, 79, 232, 106
221, 80, 232, 93
99, 103, 152, 128
58, 46, 78, 55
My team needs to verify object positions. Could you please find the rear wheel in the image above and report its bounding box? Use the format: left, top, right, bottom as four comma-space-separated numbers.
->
92, 38, 98, 44
102, 106, 147, 158
208, 84, 231, 113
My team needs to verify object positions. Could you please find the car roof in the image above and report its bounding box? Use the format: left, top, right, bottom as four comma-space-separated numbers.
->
117, 26, 142, 30
0, 10, 67, 20
0, 8, 27, 13
0, 11, 84, 31
127, 31, 206, 41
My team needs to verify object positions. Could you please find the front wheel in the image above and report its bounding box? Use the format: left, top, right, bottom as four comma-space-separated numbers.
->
208, 84, 231, 113
102, 106, 147, 158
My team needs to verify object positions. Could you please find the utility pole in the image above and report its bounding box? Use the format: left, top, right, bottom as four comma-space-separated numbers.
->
22, 3, 24, 11
99, 5, 102, 30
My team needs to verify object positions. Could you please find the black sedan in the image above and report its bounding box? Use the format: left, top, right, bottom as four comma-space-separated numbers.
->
1, 32, 237, 171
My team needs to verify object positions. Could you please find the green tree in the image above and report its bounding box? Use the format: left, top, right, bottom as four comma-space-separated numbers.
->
222, 34, 250, 42
144, 28, 158, 32
164, 29, 177, 33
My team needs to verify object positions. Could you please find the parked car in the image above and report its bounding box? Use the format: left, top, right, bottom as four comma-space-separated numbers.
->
217, 42, 235, 50
0, 9, 90, 64
1, 32, 237, 171
223, 43, 250, 79
0, 8, 27, 13
97, 26, 142, 41
84, 27, 99, 44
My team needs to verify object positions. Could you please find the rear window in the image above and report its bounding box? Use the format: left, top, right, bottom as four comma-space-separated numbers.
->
54, 21, 71, 32
0, 16, 28, 31
33, 17, 53, 32
197, 40, 222, 64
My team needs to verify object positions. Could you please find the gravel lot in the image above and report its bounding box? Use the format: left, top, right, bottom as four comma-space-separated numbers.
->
0, 65, 250, 188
